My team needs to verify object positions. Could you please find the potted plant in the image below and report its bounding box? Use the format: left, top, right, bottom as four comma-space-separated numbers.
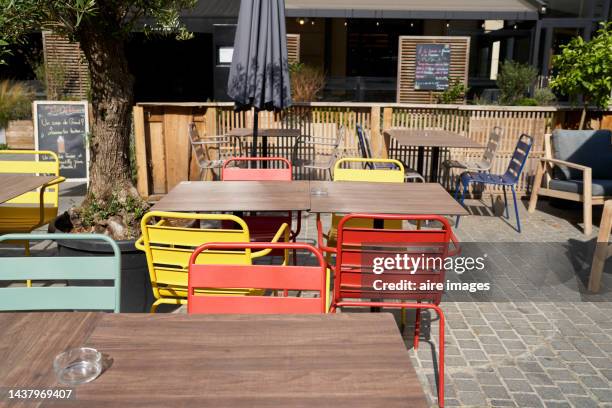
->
49, 190, 154, 312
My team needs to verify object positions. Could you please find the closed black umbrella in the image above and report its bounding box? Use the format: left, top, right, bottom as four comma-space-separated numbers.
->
227, 0, 292, 162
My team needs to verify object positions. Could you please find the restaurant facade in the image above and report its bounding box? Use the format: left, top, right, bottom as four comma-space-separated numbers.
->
5, 0, 611, 103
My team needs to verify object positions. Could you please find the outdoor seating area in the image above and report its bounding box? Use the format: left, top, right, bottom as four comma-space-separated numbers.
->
2, 121, 611, 406
0, 0, 611, 407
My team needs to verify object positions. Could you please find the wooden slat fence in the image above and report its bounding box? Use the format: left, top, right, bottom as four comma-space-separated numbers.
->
134, 103, 563, 199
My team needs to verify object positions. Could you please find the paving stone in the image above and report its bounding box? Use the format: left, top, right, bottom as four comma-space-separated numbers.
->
579, 375, 609, 388
546, 369, 575, 381
557, 382, 588, 396
593, 388, 612, 403
534, 386, 563, 400
457, 391, 487, 406
462, 349, 489, 361
482, 385, 510, 399
587, 357, 612, 370
490, 399, 518, 407
525, 372, 555, 386
498, 366, 525, 379
518, 361, 546, 373
512, 393, 545, 408
544, 402, 571, 408
475, 372, 503, 386
453, 378, 481, 392
567, 396, 601, 408
457, 339, 482, 349
567, 362, 599, 376
503, 379, 534, 393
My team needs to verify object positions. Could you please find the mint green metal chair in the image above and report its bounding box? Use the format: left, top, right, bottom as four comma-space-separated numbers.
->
0, 234, 121, 312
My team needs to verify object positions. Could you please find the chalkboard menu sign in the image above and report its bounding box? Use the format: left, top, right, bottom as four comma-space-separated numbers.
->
34, 101, 89, 181
415, 44, 451, 91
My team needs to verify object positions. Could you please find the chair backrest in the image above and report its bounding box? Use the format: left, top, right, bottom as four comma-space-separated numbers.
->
0, 233, 121, 312
480, 127, 502, 169
334, 158, 404, 183
0, 150, 61, 206
356, 124, 373, 161
550, 129, 612, 180
137, 211, 253, 299
334, 214, 457, 305
188, 242, 327, 314
222, 157, 292, 181
188, 123, 208, 162
503, 134, 533, 184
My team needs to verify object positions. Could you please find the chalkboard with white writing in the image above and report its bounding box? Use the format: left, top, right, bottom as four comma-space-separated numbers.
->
34, 101, 89, 181
414, 44, 451, 91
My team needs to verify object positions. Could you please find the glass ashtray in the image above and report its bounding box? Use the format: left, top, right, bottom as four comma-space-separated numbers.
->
53, 347, 102, 385
310, 188, 328, 196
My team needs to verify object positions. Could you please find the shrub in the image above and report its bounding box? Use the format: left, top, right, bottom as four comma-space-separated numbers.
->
496, 61, 537, 105
437, 79, 468, 104
550, 22, 612, 129
0, 80, 33, 128
533, 88, 557, 106
290, 62, 325, 102
516, 97, 538, 106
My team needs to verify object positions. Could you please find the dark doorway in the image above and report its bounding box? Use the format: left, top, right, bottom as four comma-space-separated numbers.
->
127, 33, 213, 102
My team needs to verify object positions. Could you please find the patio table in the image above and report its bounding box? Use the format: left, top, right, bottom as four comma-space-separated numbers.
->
309, 181, 468, 216
0, 174, 60, 204
151, 180, 311, 212
0, 312, 429, 407
227, 128, 301, 164
384, 129, 483, 182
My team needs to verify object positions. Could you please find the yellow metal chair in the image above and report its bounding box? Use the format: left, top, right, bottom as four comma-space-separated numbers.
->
135, 211, 289, 313
0, 150, 65, 255
322, 158, 406, 249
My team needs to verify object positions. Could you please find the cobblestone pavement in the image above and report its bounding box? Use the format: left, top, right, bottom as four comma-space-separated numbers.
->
9, 184, 612, 407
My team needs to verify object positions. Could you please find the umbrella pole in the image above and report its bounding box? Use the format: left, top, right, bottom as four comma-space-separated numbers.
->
251, 109, 259, 168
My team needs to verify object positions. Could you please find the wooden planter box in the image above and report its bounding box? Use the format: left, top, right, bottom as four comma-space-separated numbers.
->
6, 119, 34, 149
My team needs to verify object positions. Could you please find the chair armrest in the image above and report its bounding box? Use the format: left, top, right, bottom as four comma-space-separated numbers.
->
540, 158, 591, 172
134, 236, 145, 251
42, 176, 66, 187
294, 135, 338, 147
316, 218, 337, 254
35, 176, 67, 228
448, 232, 461, 257
251, 223, 290, 258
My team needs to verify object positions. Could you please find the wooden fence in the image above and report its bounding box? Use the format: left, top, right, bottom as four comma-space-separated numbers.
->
134, 102, 590, 199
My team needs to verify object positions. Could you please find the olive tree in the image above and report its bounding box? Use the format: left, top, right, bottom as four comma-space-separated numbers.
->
550, 22, 612, 129
0, 0, 196, 198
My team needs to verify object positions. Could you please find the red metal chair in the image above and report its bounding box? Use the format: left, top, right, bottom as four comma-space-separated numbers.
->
221, 157, 302, 246
320, 213, 459, 408
188, 242, 328, 314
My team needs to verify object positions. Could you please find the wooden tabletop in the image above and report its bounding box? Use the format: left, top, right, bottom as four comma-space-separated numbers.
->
0, 174, 59, 204
152, 180, 466, 216
384, 128, 483, 148
0, 313, 428, 408
227, 128, 301, 138
151, 181, 311, 212
310, 181, 468, 215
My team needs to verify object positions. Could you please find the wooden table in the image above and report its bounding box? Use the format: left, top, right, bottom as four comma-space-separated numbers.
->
228, 128, 301, 165
0, 313, 429, 408
0, 175, 59, 204
152, 180, 466, 217
151, 181, 311, 212
384, 129, 484, 182
310, 181, 468, 216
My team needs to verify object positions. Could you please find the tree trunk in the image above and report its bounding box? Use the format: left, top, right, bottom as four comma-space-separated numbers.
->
579, 104, 588, 130
78, 24, 136, 199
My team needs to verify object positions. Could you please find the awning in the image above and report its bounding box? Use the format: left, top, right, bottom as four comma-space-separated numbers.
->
284, 0, 539, 20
